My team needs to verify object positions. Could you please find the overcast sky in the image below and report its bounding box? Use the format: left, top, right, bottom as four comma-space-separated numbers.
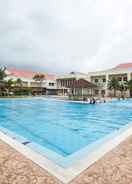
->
0, 0, 132, 74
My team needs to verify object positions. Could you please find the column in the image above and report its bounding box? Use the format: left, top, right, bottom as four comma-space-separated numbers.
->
127, 72, 131, 97
105, 74, 109, 97
127, 72, 131, 81
82, 88, 84, 96
28, 81, 31, 87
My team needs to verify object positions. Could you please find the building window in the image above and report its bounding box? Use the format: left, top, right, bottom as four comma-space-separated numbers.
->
118, 77, 122, 81
102, 78, 106, 83
123, 77, 127, 81
101, 90, 105, 95
61, 80, 63, 87
62, 80, 64, 86
95, 79, 98, 83
95, 90, 99, 95
49, 82, 54, 86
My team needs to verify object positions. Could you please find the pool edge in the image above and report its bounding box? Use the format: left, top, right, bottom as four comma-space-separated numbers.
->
0, 124, 132, 183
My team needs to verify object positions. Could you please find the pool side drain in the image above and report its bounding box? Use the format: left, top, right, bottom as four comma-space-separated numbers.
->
22, 141, 31, 145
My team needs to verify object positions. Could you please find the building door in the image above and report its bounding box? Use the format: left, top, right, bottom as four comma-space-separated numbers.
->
101, 90, 105, 97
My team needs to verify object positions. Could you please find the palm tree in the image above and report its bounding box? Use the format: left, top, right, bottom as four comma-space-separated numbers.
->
0, 66, 7, 81
15, 78, 23, 87
108, 77, 119, 97
0, 66, 7, 95
5, 79, 14, 95
33, 73, 45, 95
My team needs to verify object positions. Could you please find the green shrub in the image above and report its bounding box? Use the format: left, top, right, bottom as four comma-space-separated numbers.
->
14, 88, 32, 96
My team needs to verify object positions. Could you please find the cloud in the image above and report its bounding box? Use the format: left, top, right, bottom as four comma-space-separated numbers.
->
0, 0, 132, 73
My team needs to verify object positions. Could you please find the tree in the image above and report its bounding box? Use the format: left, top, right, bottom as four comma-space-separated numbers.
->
15, 78, 23, 87
118, 82, 128, 97
0, 66, 7, 81
33, 74, 45, 94
127, 79, 132, 90
108, 77, 119, 97
127, 79, 132, 97
5, 79, 14, 94
6, 79, 14, 87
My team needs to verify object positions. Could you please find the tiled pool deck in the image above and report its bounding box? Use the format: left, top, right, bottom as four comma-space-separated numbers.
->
0, 137, 132, 184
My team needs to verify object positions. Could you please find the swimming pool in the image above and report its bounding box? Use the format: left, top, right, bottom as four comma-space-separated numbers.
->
0, 98, 132, 170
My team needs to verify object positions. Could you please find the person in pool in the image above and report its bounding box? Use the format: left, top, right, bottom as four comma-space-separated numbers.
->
92, 98, 96, 104
90, 97, 96, 104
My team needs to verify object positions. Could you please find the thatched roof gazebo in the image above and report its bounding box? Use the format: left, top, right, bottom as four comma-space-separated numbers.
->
71, 79, 97, 88
69, 79, 97, 97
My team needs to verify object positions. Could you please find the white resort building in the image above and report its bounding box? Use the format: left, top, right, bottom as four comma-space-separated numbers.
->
87, 63, 132, 97
5, 68, 57, 95
57, 63, 132, 97
4, 63, 132, 97
57, 72, 88, 96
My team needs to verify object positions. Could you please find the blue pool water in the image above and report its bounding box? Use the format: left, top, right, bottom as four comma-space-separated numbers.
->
0, 98, 132, 157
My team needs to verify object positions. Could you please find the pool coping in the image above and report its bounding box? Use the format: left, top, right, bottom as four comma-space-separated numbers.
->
0, 123, 132, 183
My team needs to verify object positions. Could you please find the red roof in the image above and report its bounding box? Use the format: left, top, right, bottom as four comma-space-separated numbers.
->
115, 63, 132, 69
7, 68, 56, 80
